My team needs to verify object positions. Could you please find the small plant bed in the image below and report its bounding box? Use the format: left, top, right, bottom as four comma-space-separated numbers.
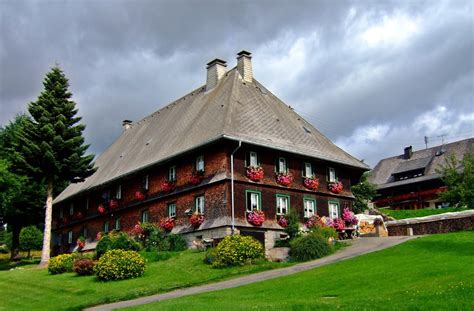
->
379, 207, 470, 220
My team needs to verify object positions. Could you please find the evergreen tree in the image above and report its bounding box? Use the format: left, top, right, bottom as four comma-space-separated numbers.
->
17, 66, 95, 266
351, 172, 377, 214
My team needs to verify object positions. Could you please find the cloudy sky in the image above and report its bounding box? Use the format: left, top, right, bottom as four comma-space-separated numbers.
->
1, 0, 473, 167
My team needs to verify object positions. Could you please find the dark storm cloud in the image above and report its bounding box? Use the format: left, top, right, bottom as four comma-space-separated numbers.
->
1, 0, 472, 166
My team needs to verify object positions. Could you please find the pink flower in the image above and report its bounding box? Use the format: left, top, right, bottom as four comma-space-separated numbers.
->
303, 177, 320, 191
189, 213, 205, 228
332, 218, 345, 230
247, 210, 265, 226
328, 181, 343, 194
275, 172, 294, 186
135, 191, 146, 201
97, 204, 106, 214
305, 215, 325, 228
246, 166, 264, 182
159, 217, 175, 231
161, 180, 176, 192
277, 216, 288, 227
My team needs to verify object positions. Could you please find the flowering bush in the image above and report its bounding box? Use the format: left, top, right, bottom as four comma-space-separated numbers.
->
277, 215, 288, 228
328, 181, 343, 194
161, 180, 176, 192
135, 191, 146, 201
48, 253, 79, 274
321, 216, 333, 227
246, 166, 264, 182
303, 177, 320, 191
97, 204, 106, 214
342, 208, 358, 226
159, 217, 175, 232
189, 171, 204, 185
212, 235, 264, 268
332, 218, 345, 230
96, 231, 142, 258
189, 213, 205, 228
95, 249, 146, 281
76, 236, 86, 250
305, 215, 326, 229
109, 199, 119, 209
275, 172, 294, 186
247, 210, 265, 226
73, 258, 96, 276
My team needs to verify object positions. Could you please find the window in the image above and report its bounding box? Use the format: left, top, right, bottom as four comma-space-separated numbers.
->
277, 157, 287, 173
328, 167, 337, 182
103, 221, 109, 233
329, 201, 340, 219
303, 162, 313, 177
82, 227, 88, 238
141, 210, 150, 223
196, 156, 204, 172
69, 203, 74, 216
102, 190, 111, 202
115, 185, 122, 199
304, 198, 316, 218
168, 203, 177, 218
276, 194, 290, 215
169, 166, 176, 182
68, 231, 73, 244
249, 151, 258, 167
115, 218, 121, 230
142, 175, 149, 190
245, 190, 261, 212
195, 196, 205, 214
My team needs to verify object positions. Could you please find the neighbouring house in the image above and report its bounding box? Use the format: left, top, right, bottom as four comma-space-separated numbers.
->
52, 50, 369, 254
369, 138, 473, 210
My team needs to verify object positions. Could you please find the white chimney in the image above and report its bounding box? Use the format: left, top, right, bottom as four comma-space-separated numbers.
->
206, 58, 227, 91
122, 120, 132, 130
237, 50, 253, 83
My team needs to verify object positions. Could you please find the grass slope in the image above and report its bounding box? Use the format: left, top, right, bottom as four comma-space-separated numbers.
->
380, 207, 469, 220
0, 250, 291, 311
129, 232, 474, 311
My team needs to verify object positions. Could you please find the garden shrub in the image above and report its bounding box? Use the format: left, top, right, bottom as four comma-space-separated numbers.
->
48, 253, 79, 274
310, 226, 338, 240
166, 234, 187, 251
203, 247, 217, 265
290, 233, 333, 262
96, 232, 141, 258
274, 238, 290, 248
95, 249, 146, 281
213, 235, 264, 268
284, 210, 300, 240
73, 258, 96, 276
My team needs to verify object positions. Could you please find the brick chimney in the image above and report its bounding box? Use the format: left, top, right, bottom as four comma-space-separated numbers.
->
122, 120, 132, 130
206, 58, 227, 91
237, 50, 253, 83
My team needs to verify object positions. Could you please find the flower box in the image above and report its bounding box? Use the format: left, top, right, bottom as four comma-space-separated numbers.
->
76, 237, 86, 250
159, 217, 175, 232
305, 214, 324, 229
275, 172, 294, 187
189, 213, 205, 228
277, 215, 288, 228
189, 171, 204, 185
109, 199, 119, 209
135, 191, 146, 201
247, 210, 265, 226
328, 181, 343, 194
161, 180, 176, 192
246, 166, 264, 182
97, 204, 106, 214
303, 177, 320, 191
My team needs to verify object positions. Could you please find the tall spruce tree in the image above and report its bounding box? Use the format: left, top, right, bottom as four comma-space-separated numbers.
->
18, 66, 95, 266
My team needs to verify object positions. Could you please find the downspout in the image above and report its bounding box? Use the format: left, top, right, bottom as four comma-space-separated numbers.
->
230, 141, 242, 235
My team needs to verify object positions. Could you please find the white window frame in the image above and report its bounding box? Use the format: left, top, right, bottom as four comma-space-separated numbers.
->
196, 156, 205, 172
143, 175, 149, 190
195, 195, 205, 214
115, 218, 121, 231
304, 162, 313, 178
69, 203, 74, 216
68, 231, 73, 244
276, 195, 289, 215
169, 166, 176, 182
304, 198, 316, 218
246, 191, 261, 212
328, 167, 337, 182
116, 185, 122, 200
168, 203, 177, 218
329, 201, 340, 219
278, 157, 287, 173
249, 151, 258, 167
104, 221, 109, 233
141, 210, 149, 223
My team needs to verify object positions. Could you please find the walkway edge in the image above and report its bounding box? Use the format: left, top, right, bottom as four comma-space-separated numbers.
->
85, 236, 417, 311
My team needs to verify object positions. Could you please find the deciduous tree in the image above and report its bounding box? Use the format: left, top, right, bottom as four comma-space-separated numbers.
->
351, 172, 377, 214
437, 153, 474, 208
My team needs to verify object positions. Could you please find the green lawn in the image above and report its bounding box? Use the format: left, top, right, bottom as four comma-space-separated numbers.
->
380, 207, 470, 220
0, 250, 292, 311
128, 231, 474, 311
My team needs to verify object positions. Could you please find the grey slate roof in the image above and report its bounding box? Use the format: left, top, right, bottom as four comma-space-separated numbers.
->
55, 67, 368, 203
369, 138, 473, 189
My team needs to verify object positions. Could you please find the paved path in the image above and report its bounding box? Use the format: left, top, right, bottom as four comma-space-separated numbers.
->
86, 236, 417, 311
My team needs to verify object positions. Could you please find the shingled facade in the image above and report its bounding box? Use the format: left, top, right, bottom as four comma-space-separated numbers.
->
52, 51, 369, 254
370, 138, 473, 210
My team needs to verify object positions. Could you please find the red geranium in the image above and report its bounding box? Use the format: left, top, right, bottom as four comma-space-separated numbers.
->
277, 215, 288, 227
97, 204, 106, 214
189, 213, 205, 228
189, 172, 203, 185
109, 199, 119, 209
276, 172, 294, 186
76, 237, 86, 249
159, 217, 175, 232
247, 210, 265, 226
246, 166, 264, 182
303, 177, 320, 191
135, 191, 146, 201
332, 218, 345, 230
161, 180, 176, 192
328, 181, 343, 194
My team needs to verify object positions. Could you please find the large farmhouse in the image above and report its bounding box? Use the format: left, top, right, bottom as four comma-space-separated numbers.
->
52, 51, 369, 254
370, 138, 473, 210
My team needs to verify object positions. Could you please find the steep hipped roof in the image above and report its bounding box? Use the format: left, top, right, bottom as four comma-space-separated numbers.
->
369, 138, 473, 190
55, 66, 368, 203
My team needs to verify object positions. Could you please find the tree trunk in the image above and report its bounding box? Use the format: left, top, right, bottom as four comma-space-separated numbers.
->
39, 179, 53, 267
9, 224, 20, 260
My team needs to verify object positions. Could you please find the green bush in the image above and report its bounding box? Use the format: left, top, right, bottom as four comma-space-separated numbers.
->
95, 249, 146, 281
213, 235, 264, 268
284, 209, 300, 240
166, 234, 187, 251
96, 232, 141, 258
310, 226, 338, 240
290, 233, 333, 262
203, 247, 217, 265
19, 226, 43, 258
73, 258, 96, 276
146, 228, 167, 251
48, 253, 79, 274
